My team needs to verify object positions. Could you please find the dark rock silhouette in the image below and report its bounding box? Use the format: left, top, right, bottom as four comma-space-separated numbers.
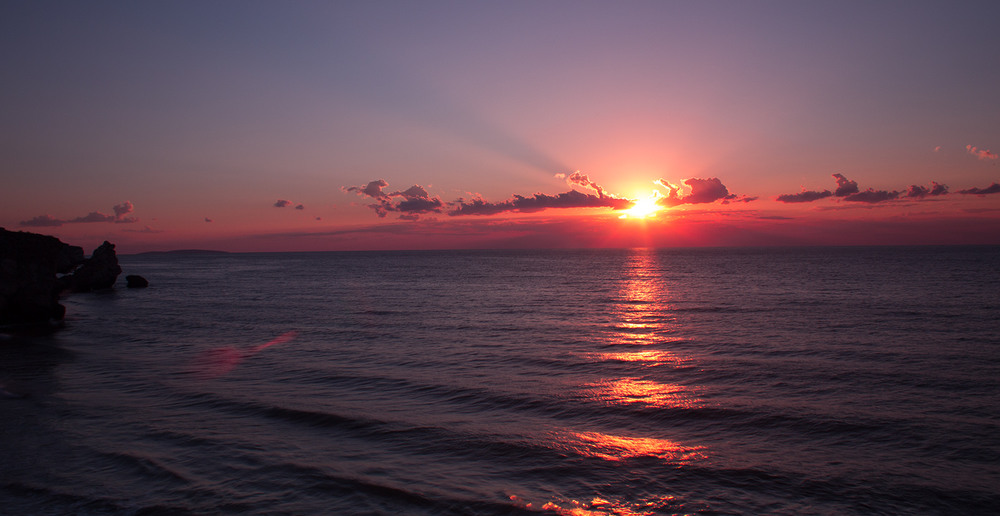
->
69, 241, 122, 292
126, 275, 149, 288
1, 228, 84, 324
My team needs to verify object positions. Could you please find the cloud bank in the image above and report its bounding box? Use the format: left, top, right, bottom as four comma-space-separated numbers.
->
20, 202, 138, 227
345, 179, 444, 219
959, 182, 1000, 195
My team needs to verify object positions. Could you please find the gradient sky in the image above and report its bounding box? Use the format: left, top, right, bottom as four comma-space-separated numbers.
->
2, 1, 999, 252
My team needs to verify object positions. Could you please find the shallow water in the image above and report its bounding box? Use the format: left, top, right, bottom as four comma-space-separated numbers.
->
2, 246, 999, 514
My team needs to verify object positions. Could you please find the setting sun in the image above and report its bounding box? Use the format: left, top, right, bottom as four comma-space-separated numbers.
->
620, 193, 663, 219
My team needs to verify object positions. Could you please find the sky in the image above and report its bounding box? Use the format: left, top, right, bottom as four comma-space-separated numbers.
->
2, 0, 999, 253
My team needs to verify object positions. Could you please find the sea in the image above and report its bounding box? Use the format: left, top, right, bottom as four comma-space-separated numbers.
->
1, 246, 998, 515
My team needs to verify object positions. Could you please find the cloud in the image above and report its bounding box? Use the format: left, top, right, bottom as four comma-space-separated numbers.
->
656, 177, 738, 206
959, 182, 1000, 195
344, 179, 389, 199
832, 173, 859, 197
19, 202, 138, 227
934, 146, 941, 152
842, 189, 901, 203
967, 145, 998, 160
70, 211, 116, 223
905, 181, 948, 198
274, 199, 292, 208
295, 204, 305, 210
722, 195, 757, 204
346, 179, 444, 219
19, 214, 64, 227
449, 189, 631, 216
566, 171, 614, 199
205, 217, 213, 223
775, 190, 833, 203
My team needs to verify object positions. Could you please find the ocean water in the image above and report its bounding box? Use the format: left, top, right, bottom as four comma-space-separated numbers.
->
2, 246, 999, 515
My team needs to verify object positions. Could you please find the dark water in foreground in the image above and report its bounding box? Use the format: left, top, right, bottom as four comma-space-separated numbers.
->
2, 247, 999, 515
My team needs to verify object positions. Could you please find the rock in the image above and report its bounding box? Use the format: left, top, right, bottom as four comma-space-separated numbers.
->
126, 275, 149, 288
69, 241, 122, 292
0, 228, 85, 324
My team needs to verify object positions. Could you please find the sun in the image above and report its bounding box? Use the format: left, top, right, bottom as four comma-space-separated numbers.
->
619, 193, 663, 219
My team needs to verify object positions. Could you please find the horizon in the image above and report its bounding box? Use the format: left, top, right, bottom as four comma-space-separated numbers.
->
3, 2, 999, 254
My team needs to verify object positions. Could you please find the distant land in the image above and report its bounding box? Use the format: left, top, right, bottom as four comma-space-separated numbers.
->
129, 249, 231, 256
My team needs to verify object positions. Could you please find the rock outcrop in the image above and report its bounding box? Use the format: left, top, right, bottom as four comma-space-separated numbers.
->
1, 230, 126, 325
126, 275, 149, 288
1, 228, 85, 324
68, 241, 122, 292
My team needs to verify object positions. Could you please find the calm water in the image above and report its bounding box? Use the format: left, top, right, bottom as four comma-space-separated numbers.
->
2, 247, 999, 515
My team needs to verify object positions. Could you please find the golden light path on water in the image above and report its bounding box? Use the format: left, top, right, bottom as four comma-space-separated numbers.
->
511, 250, 707, 515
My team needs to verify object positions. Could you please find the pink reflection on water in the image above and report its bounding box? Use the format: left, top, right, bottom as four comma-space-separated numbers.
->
193, 330, 298, 379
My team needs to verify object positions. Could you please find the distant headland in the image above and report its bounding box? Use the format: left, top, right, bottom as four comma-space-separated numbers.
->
130, 249, 230, 256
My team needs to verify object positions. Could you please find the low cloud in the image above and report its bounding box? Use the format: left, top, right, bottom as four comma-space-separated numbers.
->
566, 171, 616, 199
344, 179, 389, 199
204, 217, 213, 223
656, 177, 739, 206
959, 182, 1000, 195
449, 189, 631, 216
295, 204, 305, 210
345, 179, 444, 219
19, 202, 138, 227
19, 214, 64, 227
967, 145, 998, 160
843, 189, 901, 203
776, 190, 833, 203
274, 199, 292, 208
906, 182, 948, 198
832, 173, 859, 197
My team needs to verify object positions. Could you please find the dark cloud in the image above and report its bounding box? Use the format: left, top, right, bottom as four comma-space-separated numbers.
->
274, 199, 292, 208
346, 179, 444, 219
19, 202, 138, 227
449, 189, 631, 216
843, 189, 901, 203
656, 177, 738, 206
113, 201, 134, 219
959, 182, 1000, 195
723, 196, 758, 204
295, 204, 305, 210
775, 190, 833, 203
70, 211, 116, 223
19, 214, 64, 227
832, 173, 859, 197
205, 217, 214, 223
906, 181, 948, 198
345, 179, 389, 199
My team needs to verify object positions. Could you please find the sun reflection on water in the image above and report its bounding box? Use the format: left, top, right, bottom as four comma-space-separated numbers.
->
546, 250, 706, 515
509, 493, 682, 516
585, 376, 702, 409
603, 250, 677, 347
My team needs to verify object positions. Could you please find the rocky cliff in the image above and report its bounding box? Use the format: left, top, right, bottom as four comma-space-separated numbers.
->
1, 228, 123, 325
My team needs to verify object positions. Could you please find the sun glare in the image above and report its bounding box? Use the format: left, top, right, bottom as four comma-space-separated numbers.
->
620, 193, 662, 219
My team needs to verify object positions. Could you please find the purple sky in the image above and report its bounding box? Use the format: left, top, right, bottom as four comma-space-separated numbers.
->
2, 1, 998, 251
